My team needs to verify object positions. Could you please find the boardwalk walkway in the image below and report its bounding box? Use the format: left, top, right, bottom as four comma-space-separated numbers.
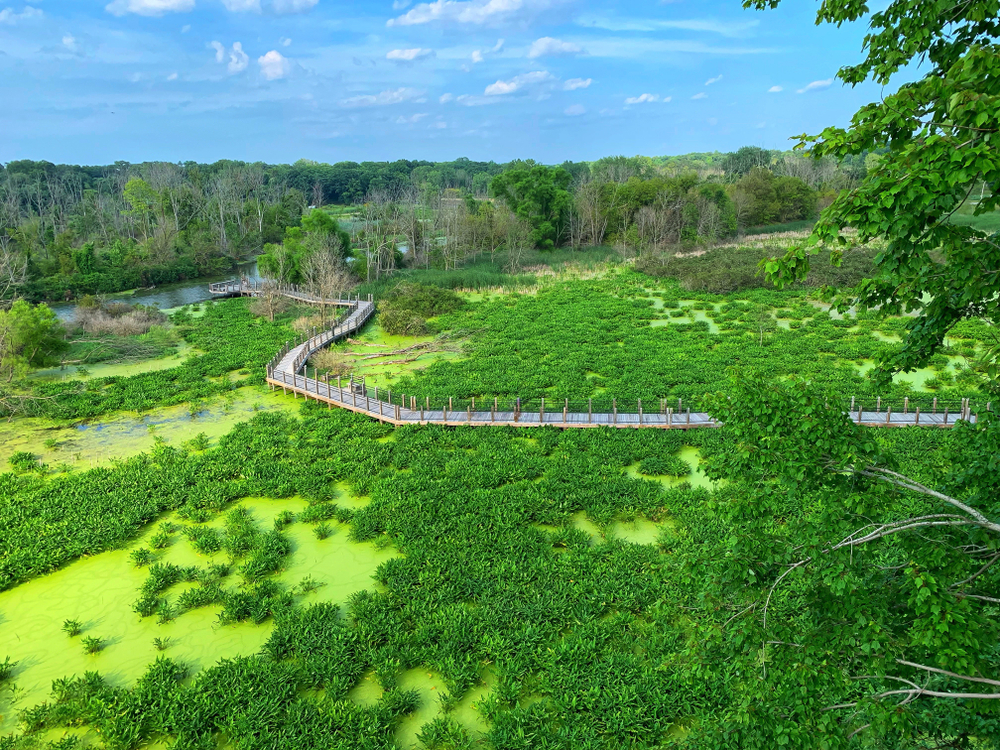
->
210, 281, 983, 430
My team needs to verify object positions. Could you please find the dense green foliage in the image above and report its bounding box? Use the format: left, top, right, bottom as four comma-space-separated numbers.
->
489, 165, 573, 250
378, 283, 466, 336
752, 0, 1000, 389
0, 300, 66, 382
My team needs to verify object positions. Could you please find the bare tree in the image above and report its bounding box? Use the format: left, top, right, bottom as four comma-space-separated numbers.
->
502, 210, 532, 273
301, 245, 354, 324
0, 247, 27, 305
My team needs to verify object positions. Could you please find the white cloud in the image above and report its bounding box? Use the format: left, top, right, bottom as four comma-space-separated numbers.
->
340, 87, 423, 108
181, 24, 191, 32
768, 85, 782, 93
395, 113, 428, 124
484, 70, 552, 95
662, 96, 672, 102
280, 36, 292, 46
624, 93, 658, 104
168, 72, 179, 80
221, 0, 261, 11
528, 36, 583, 58
563, 77, 591, 90
691, 92, 707, 99
705, 74, 722, 85
797, 78, 832, 93
105, 0, 194, 16
392, 0, 411, 7
388, 0, 544, 27
210, 41, 249, 73
0, 6, 43, 23
272, 0, 318, 11
128, 72, 144, 83
386, 47, 435, 62
575, 15, 758, 38
62, 34, 78, 52
470, 38, 503, 64
439, 92, 454, 103
258, 49, 290, 79
433, 120, 447, 129
564, 104, 585, 116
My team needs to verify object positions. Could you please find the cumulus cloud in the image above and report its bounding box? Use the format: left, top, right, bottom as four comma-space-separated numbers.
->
340, 87, 423, 108
768, 85, 782, 92
705, 74, 722, 85
221, 0, 261, 11
386, 47, 435, 62
272, 0, 318, 11
62, 34, 79, 52
106, 0, 194, 16
624, 93, 658, 104
388, 0, 543, 27
691, 92, 707, 99
484, 70, 552, 95
563, 77, 591, 90
258, 50, 290, 79
797, 78, 832, 93
470, 38, 503, 64
439, 92, 454, 103
0, 5, 43, 23
210, 41, 249, 73
564, 104, 585, 116
280, 36, 292, 46
528, 36, 583, 58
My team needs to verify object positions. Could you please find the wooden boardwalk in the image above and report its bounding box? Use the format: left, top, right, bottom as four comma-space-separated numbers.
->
211, 281, 982, 430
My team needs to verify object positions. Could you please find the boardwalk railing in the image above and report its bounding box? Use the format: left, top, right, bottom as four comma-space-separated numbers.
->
210, 280, 987, 430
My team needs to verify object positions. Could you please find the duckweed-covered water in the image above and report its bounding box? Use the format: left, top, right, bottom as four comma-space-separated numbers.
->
0, 496, 398, 734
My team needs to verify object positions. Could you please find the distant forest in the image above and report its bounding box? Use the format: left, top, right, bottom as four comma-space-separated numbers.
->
0, 149, 876, 301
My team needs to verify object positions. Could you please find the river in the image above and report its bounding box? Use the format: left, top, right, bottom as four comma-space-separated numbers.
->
49, 259, 263, 321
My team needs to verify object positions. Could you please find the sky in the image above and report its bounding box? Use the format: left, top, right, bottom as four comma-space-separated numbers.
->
0, 0, 895, 165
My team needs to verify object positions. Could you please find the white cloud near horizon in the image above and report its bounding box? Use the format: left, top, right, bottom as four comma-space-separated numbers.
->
528, 36, 583, 58
484, 70, 552, 95
797, 78, 832, 93
386, 48, 435, 62
106, 0, 194, 16
768, 85, 782, 92
563, 77, 590, 90
395, 113, 428, 124
624, 93, 658, 104
340, 87, 423, 107
0, 5, 43, 23
258, 50, 290, 79
388, 0, 546, 27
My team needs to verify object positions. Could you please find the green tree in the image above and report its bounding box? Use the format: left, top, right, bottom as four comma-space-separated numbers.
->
490, 166, 573, 250
0, 300, 66, 382
721, 145, 774, 180
698, 374, 1000, 747
753, 0, 1000, 387
122, 178, 160, 242
258, 209, 352, 284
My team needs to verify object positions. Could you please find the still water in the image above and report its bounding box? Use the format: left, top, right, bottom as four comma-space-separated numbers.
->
49, 260, 262, 321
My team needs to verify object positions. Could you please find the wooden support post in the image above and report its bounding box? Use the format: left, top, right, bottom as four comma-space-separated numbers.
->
444, 401, 448, 422
420, 404, 424, 421
857, 404, 863, 424
944, 407, 949, 426
426, 396, 430, 410
540, 398, 545, 424
492, 398, 496, 423
904, 397, 909, 414
472, 397, 476, 411
588, 399, 592, 424
667, 408, 672, 427
915, 407, 920, 424
678, 398, 682, 412
613, 399, 617, 425
564, 399, 568, 425
378, 399, 383, 418
449, 397, 453, 411
877, 396, 881, 412
395, 404, 401, 422
411, 396, 416, 411
468, 403, 472, 423
886, 406, 892, 425
638, 399, 643, 425
687, 408, 691, 426
933, 397, 938, 414
352, 390, 356, 408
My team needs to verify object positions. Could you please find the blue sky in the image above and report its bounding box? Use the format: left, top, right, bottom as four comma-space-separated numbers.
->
0, 0, 891, 164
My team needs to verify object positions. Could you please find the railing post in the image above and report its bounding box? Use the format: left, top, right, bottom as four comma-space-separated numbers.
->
886, 405, 892, 425
638, 399, 642, 425
540, 398, 545, 424
588, 398, 592, 424
564, 399, 568, 425
915, 407, 920, 425
395, 404, 401, 421
686, 408, 691, 426
904, 397, 909, 414
933, 397, 938, 414
667, 407, 672, 427
492, 397, 496, 423
612, 399, 617, 425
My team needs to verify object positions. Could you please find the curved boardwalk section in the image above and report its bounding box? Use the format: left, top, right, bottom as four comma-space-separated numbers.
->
210, 281, 983, 430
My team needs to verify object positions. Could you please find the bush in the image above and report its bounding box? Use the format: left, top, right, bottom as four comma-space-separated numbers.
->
8, 451, 42, 473
378, 282, 466, 336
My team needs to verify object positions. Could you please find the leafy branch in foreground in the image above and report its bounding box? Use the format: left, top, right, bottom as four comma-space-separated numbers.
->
703, 374, 1000, 745
749, 0, 1000, 390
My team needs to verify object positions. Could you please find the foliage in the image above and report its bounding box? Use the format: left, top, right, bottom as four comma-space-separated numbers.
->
62, 619, 83, 637
378, 282, 465, 336
0, 300, 66, 382
751, 0, 1000, 389
258, 209, 352, 284
490, 165, 573, 250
